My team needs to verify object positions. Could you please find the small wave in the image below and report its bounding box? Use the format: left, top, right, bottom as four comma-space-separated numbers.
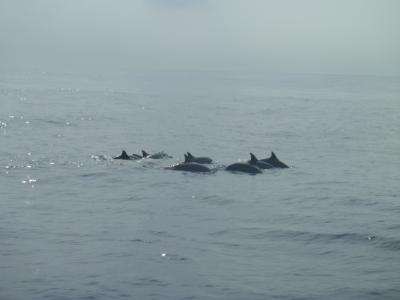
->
254, 229, 371, 244
377, 238, 400, 251
201, 195, 235, 206
45, 120, 68, 126
130, 277, 169, 287
159, 252, 189, 262
304, 180, 348, 186
90, 154, 112, 162
211, 226, 400, 250
209, 229, 232, 237
131, 238, 153, 244
21, 176, 37, 184
24, 118, 77, 127
254, 229, 400, 252
147, 230, 175, 238
79, 172, 108, 178
4, 164, 18, 169
3, 159, 56, 171
331, 287, 400, 300
387, 224, 400, 230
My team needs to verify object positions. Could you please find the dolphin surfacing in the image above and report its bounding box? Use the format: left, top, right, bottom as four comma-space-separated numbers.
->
248, 153, 274, 169
185, 152, 213, 164
142, 150, 171, 159
114, 150, 142, 160
226, 162, 262, 174
114, 150, 131, 160
260, 152, 289, 168
166, 162, 212, 173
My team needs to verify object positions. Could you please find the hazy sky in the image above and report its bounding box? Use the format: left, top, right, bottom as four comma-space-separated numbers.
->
1, 0, 399, 75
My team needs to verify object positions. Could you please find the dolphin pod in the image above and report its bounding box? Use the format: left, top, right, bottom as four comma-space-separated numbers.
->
114, 150, 289, 174
113, 150, 171, 160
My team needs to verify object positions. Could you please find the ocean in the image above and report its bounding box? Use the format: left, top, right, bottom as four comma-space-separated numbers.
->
1, 70, 399, 300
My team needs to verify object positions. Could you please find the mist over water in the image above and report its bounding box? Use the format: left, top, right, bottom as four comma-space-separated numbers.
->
1, 70, 400, 300
1, 0, 399, 75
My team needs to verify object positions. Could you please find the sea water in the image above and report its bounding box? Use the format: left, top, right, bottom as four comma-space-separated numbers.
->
1, 70, 399, 300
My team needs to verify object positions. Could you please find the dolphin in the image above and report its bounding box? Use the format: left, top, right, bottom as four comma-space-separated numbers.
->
225, 162, 262, 174
142, 150, 171, 159
260, 152, 289, 168
248, 153, 274, 169
114, 150, 144, 160
114, 150, 131, 160
185, 152, 213, 164
130, 153, 143, 160
166, 162, 212, 173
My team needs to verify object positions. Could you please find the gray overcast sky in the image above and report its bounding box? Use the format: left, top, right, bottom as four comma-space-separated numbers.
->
0, 0, 399, 75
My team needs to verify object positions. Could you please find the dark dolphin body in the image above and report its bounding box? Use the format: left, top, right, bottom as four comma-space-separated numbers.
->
130, 153, 142, 160
142, 150, 171, 159
260, 152, 289, 168
114, 150, 131, 160
114, 150, 142, 160
248, 153, 274, 169
166, 162, 211, 173
185, 152, 213, 164
226, 162, 262, 174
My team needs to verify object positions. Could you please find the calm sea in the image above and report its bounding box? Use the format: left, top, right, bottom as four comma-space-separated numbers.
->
1, 70, 399, 300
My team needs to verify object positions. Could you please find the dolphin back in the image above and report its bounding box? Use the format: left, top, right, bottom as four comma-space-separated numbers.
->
168, 162, 211, 173
142, 150, 171, 159
226, 163, 262, 174
261, 152, 289, 168
186, 152, 213, 164
248, 153, 274, 169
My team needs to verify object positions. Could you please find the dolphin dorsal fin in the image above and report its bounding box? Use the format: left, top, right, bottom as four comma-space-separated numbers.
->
187, 152, 194, 161
269, 151, 288, 168
184, 154, 189, 163
120, 150, 129, 159
250, 153, 258, 163
142, 150, 149, 157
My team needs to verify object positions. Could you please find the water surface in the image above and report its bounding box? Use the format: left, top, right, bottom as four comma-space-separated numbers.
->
1, 70, 399, 300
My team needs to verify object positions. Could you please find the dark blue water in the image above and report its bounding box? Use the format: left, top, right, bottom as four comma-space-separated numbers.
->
1, 70, 399, 300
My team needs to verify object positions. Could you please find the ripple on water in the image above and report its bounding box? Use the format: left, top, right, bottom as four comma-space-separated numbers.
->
90, 155, 111, 161
377, 238, 400, 251
21, 177, 37, 184
130, 238, 154, 244
130, 277, 170, 287
79, 172, 109, 178
208, 227, 400, 252
201, 195, 236, 206
147, 230, 176, 238
250, 229, 372, 244
254, 229, 400, 252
